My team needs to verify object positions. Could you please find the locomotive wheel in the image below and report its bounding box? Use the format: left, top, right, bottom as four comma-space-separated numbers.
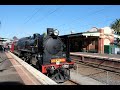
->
36, 61, 42, 71
22, 53, 31, 64
36, 61, 40, 70
21, 57, 25, 61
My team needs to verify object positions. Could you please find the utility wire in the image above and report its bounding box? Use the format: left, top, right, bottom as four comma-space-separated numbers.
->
15, 7, 42, 38
65, 18, 116, 34
0, 21, 1, 28
56, 5, 113, 28
24, 8, 38, 22
24, 7, 42, 24
0, 16, 4, 29
15, 8, 41, 30
56, 6, 114, 33
18, 6, 63, 32
35, 5, 64, 24
60, 16, 116, 35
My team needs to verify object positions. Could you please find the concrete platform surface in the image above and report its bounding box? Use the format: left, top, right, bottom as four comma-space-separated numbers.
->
0, 52, 24, 85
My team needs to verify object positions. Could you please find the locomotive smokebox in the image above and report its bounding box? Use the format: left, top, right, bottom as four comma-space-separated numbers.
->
47, 28, 54, 35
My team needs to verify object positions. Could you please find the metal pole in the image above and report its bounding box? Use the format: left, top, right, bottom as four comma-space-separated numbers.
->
77, 64, 78, 75
106, 71, 109, 85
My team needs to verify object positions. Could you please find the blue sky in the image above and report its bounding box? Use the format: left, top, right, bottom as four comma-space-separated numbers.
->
0, 5, 120, 39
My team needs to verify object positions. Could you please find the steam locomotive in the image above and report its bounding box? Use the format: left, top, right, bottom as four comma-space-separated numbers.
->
11, 28, 76, 83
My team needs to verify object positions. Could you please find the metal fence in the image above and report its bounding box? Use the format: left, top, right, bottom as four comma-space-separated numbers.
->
72, 63, 120, 85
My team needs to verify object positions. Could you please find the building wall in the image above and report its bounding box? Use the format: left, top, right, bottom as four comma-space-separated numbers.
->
89, 40, 98, 50
81, 37, 98, 53
83, 27, 114, 54
65, 27, 115, 54
98, 27, 114, 54
104, 39, 110, 45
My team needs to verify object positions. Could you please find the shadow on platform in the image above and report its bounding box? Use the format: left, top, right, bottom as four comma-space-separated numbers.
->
0, 81, 24, 85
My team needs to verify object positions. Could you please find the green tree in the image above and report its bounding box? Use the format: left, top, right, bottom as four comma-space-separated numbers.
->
42, 32, 47, 38
110, 19, 120, 46
13, 36, 18, 41
110, 19, 120, 33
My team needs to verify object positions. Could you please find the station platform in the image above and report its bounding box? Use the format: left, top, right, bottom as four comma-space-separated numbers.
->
0, 51, 106, 85
0, 51, 41, 85
70, 52, 120, 62
0, 52, 24, 85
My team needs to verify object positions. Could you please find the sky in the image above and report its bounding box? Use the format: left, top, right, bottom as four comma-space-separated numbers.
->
0, 5, 120, 39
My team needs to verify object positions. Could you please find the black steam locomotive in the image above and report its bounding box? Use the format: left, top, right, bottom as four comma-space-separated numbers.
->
12, 28, 75, 83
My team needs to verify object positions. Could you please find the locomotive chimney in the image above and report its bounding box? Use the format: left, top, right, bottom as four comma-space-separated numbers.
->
47, 28, 54, 35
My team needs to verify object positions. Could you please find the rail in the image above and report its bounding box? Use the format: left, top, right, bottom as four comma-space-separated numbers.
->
70, 71, 105, 85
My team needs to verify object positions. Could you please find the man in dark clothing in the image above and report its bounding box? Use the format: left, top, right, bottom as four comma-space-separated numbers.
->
0, 45, 4, 52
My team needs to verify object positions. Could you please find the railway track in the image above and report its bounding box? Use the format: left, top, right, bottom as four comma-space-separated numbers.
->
70, 55, 120, 85
1, 52, 105, 85
59, 80, 80, 85
71, 55, 120, 74
11, 52, 104, 85
0, 52, 106, 85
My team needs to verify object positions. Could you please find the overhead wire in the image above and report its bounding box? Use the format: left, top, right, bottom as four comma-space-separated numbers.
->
57, 5, 116, 34
63, 18, 116, 34
14, 7, 42, 38
24, 7, 42, 24
34, 5, 64, 24
23, 8, 39, 22
0, 16, 5, 29
16, 5, 115, 37
56, 5, 114, 28
15, 6, 63, 38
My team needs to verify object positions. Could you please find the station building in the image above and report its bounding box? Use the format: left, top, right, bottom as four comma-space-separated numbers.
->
1, 27, 120, 54
60, 27, 120, 54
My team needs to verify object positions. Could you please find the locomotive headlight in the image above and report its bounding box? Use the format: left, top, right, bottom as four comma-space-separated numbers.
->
54, 30, 59, 36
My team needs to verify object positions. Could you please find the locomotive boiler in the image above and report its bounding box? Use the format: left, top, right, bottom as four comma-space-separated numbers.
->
12, 28, 76, 83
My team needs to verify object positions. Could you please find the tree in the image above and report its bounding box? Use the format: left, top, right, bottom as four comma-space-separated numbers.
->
42, 32, 47, 38
110, 19, 120, 33
13, 36, 18, 41
110, 19, 120, 46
